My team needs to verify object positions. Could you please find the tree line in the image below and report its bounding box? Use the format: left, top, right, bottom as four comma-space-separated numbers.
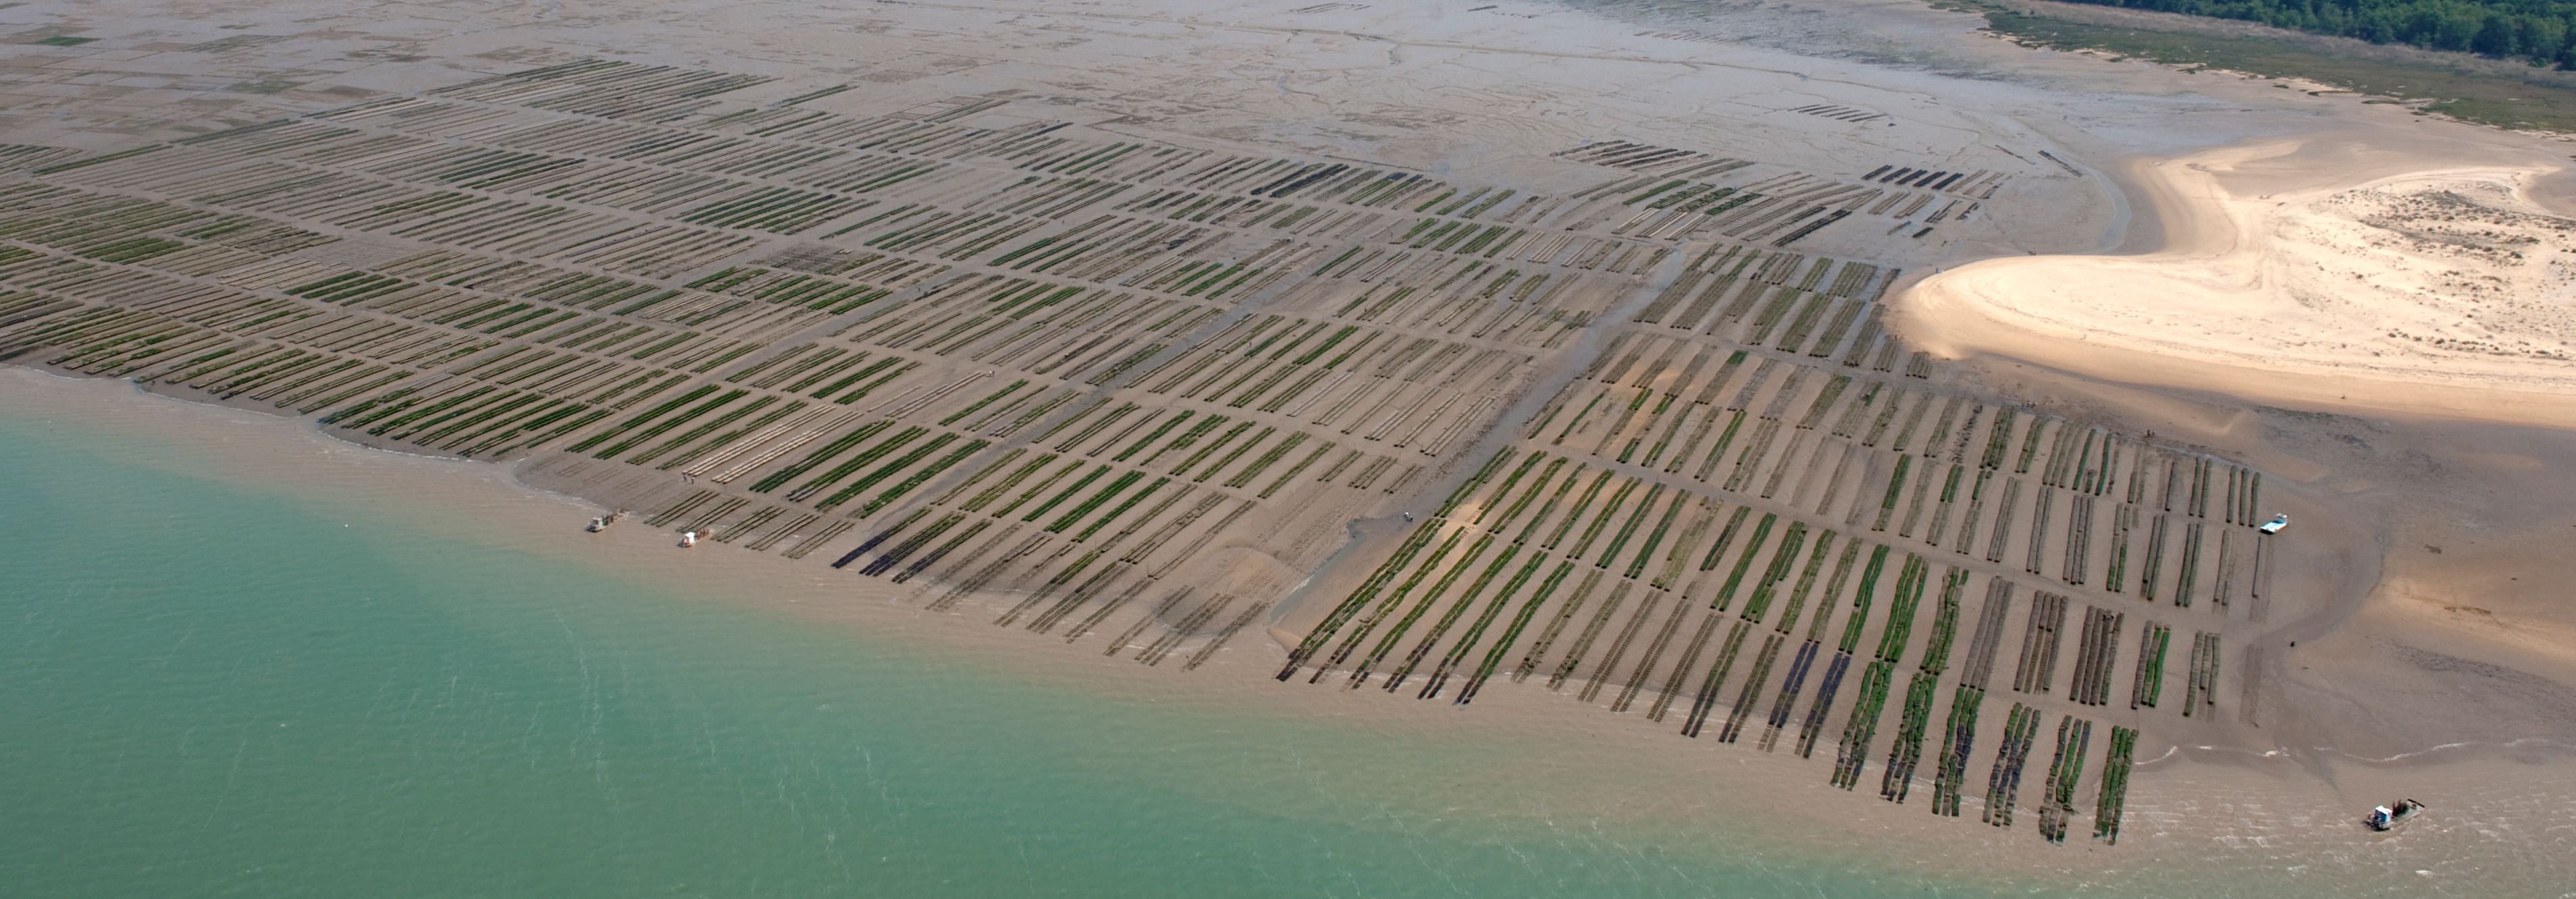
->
2057, 0, 2576, 66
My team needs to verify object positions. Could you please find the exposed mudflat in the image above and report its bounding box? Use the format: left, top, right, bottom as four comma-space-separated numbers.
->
0, 0, 2570, 881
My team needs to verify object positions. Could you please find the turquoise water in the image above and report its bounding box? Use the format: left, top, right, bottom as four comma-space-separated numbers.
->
0, 410, 1979, 898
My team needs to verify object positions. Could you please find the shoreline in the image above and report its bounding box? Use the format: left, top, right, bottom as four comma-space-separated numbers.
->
8, 364, 2576, 890
1895, 135, 2576, 429
1885, 124, 2576, 781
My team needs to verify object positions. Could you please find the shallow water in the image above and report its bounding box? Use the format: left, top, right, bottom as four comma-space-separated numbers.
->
0, 405, 2007, 897
7, 393, 2569, 898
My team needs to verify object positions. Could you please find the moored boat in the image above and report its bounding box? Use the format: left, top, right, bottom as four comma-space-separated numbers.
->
2365, 798, 2425, 831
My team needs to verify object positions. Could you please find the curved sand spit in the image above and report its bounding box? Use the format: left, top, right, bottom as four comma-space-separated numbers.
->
1897, 138, 2576, 425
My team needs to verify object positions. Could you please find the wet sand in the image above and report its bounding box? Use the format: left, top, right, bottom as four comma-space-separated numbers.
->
1887, 119, 2576, 778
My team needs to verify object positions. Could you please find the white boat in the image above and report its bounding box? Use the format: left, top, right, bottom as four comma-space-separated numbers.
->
2366, 798, 2425, 831
2259, 514, 2289, 535
679, 530, 700, 548
587, 509, 627, 533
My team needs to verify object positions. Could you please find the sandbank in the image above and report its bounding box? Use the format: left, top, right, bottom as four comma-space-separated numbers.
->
1897, 134, 2576, 427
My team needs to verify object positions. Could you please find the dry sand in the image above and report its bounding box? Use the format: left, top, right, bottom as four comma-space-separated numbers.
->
1888, 116, 2576, 774
1899, 134, 2576, 425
